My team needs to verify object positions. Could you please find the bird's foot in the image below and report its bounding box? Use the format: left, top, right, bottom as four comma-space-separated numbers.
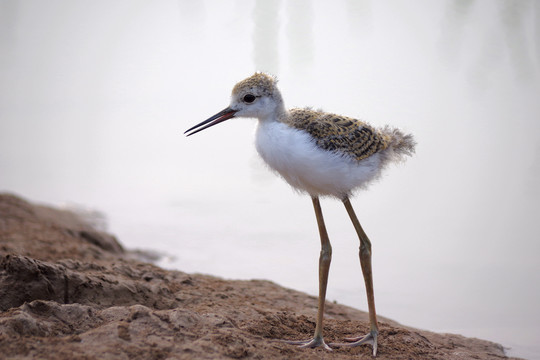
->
279, 336, 333, 351
330, 330, 378, 356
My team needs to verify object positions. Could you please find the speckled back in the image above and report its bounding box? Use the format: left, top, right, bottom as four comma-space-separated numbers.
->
284, 108, 390, 161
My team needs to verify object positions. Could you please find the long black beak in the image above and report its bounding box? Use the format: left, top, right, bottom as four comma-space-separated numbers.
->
184, 107, 237, 137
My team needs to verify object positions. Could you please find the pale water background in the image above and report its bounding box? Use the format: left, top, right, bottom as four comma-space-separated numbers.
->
1, 1, 539, 358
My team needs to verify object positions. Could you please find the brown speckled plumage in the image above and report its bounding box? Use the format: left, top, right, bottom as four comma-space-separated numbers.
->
232, 73, 278, 97
283, 108, 391, 161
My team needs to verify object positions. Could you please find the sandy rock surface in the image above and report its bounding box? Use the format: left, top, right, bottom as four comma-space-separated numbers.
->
0, 193, 522, 359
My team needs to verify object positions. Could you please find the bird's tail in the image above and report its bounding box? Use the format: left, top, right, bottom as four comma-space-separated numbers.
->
379, 125, 416, 164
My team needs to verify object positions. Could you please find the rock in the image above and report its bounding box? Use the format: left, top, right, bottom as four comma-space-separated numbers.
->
0, 193, 522, 359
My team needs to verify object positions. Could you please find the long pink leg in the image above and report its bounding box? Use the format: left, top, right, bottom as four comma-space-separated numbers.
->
282, 196, 332, 350
331, 197, 379, 356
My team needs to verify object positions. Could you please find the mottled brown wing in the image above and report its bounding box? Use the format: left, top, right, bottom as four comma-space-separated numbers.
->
287, 108, 389, 161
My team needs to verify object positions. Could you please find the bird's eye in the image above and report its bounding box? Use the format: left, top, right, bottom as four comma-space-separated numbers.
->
243, 94, 256, 103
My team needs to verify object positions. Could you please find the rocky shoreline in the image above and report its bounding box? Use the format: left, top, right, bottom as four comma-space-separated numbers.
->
0, 193, 522, 359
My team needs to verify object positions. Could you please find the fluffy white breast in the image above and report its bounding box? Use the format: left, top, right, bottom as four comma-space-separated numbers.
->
255, 120, 383, 198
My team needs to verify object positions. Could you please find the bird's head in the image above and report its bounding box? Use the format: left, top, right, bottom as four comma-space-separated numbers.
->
185, 73, 285, 136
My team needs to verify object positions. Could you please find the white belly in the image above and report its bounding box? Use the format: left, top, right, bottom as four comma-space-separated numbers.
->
255, 121, 383, 198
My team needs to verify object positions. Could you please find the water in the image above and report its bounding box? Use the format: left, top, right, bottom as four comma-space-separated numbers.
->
1, 1, 539, 358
